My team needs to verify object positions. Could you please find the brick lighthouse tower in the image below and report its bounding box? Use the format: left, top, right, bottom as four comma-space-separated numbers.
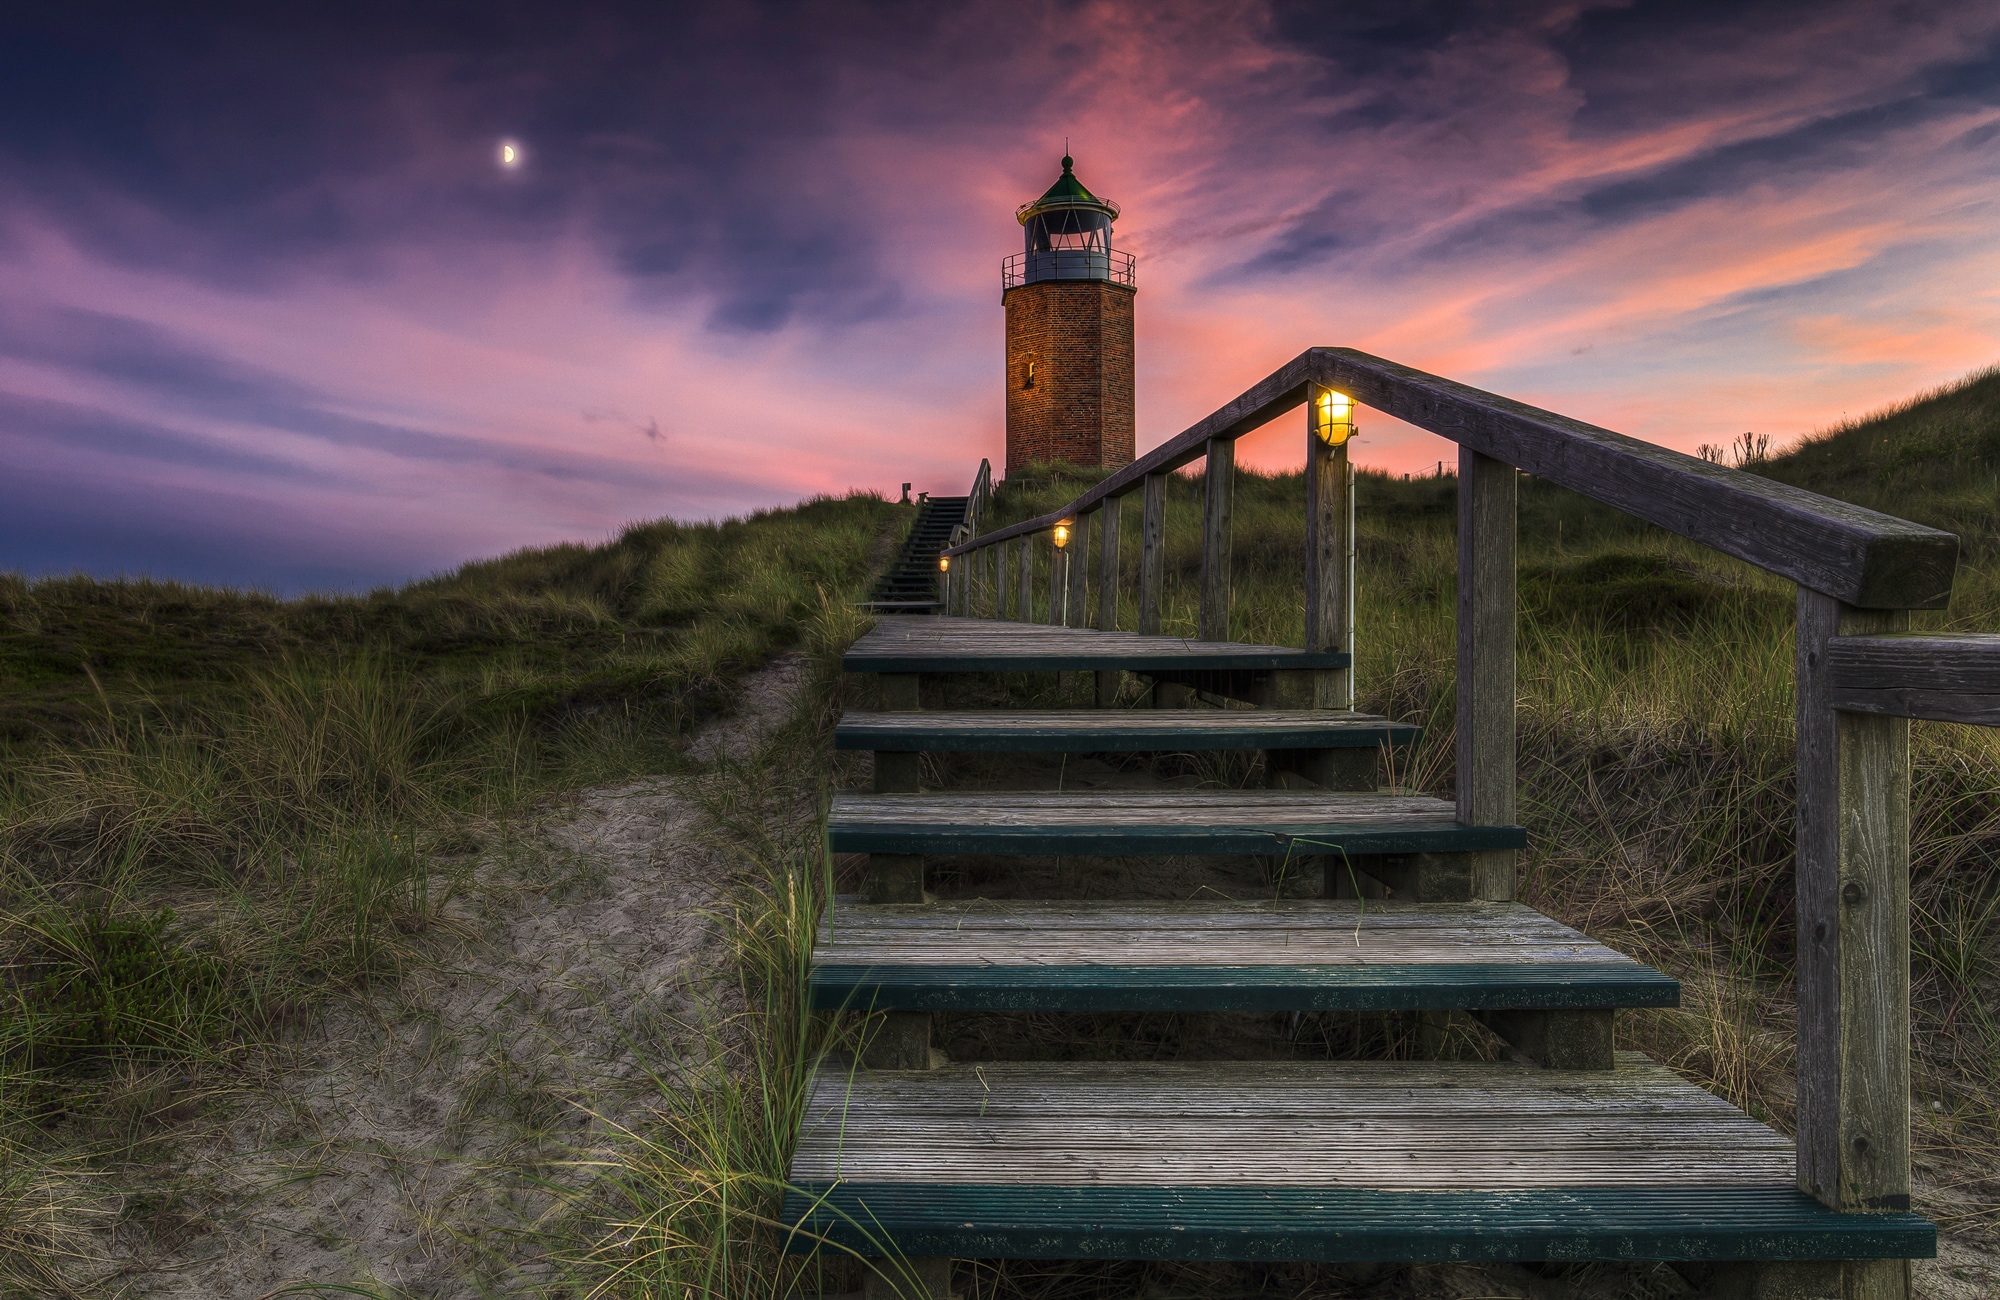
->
1002, 155, 1136, 477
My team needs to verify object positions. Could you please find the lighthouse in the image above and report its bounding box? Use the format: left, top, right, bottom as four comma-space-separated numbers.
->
1001, 155, 1136, 477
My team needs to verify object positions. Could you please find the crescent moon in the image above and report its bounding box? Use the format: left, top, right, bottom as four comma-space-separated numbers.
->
501, 144, 517, 165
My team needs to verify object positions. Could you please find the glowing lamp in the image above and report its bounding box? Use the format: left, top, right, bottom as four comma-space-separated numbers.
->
1312, 386, 1356, 447
938, 555, 951, 572
1052, 522, 1072, 550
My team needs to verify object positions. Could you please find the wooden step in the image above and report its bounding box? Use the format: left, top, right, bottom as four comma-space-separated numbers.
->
781, 1056, 1934, 1264
810, 898, 1677, 1012
846, 615, 1346, 674
837, 708, 1416, 753
827, 790, 1523, 857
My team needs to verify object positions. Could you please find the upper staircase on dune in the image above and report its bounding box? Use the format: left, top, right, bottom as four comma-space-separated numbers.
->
789, 348, 2000, 1299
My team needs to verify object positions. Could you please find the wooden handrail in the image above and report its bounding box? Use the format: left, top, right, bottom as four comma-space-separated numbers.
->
1824, 632, 2000, 724
945, 348, 1958, 608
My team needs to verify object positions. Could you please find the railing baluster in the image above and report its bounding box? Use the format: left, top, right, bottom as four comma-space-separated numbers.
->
1097, 494, 1122, 632
1456, 449, 1516, 903
995, 541, 1009, 620
1068, 510, 1091, 628
1305, 415, 1355, 710
1200, 438, 1234, 642
1796, 591, 1913, 1298
1139, 472, 1166, 636
1017, 535, 1034, 623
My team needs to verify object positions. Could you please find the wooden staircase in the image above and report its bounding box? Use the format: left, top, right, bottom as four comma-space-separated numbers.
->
784, 349, 2000, 1298
862, 495, 967, 613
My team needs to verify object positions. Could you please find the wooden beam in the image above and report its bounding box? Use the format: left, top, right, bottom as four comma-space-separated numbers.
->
1824, 632, 2000, 723
994, 537, 1010, 619
1017, 534, 1034, 624
1200, 438, 1234, 642
1457, 449, 1517, 903
942, 348, 1958, 610
1305, 411, 1355, 710
1067, 510, 1091, 628
1097, 493, 1122, 632
1796, 593, 1913, 1270
1139, 472, 1166, 636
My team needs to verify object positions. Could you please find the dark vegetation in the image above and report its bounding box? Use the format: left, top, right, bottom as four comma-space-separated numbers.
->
0, 493, 904, 1294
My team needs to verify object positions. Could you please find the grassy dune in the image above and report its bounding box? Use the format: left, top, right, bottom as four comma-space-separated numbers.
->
0, 493, 903, 1296
5, 365, 2000, 1298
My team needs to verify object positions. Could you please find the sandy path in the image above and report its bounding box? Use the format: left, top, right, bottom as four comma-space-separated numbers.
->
115, 655, 809, 1299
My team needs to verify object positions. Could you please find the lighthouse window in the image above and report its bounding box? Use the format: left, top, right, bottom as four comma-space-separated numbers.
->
1026, 208, 1110, 255
1023, 358, 1036, 389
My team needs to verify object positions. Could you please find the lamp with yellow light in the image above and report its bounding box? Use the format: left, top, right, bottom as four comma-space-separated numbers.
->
1052, 521, 1072, 550
1311, 386, 1356, 447
938, 554, 950, 572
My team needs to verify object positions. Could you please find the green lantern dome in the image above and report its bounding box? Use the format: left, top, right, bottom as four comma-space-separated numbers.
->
1016, 154, 1120, 225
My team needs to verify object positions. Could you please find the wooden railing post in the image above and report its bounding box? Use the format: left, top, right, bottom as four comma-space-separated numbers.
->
1305, 416, 1355, 710
1095, 495, 1124, 707
1017, 535, 1034, 623
1097, 494, 1122, 631
1456, 449, 1516, 903
995, 542, 1010, 620
1139, 473, 1166, 636
1797, 591, 1913, 1299
1200, 438, 1234, 642
1067, 512, 1091, 628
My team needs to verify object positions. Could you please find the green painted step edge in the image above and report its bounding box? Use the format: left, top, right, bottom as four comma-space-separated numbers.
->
835, 721, 1419, 753
779, 1185, 1935, 1263
808, 961, 1679, 1012
825, 822, 1528, 857
843, 650, 1352, 673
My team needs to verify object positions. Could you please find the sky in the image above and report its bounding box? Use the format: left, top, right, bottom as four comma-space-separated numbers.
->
4, 1, 1999, 592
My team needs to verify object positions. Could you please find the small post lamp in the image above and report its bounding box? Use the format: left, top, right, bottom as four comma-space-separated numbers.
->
1311, 386, 1356, 447
938, 554, 951, 572
1050, 521, 1073, 626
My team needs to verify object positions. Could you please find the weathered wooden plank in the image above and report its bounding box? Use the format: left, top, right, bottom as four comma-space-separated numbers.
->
1139, 472, 1166, 636
944, 348, 1958, 609
994, 537, 1009, 619
827, 790, 1523, 857
1200, 437, 1234, 642
1823, 632, 2000, 723
1304, 418, 1354, 709
1796, 593, 1913, 1231
842, 615, 1347, 673
1458, 448, 1518, 903
788, 1057, 1828, 1192
835, 708, 1415, 752
784, 1183, 1932, 1266
811, 962, 1678, 1013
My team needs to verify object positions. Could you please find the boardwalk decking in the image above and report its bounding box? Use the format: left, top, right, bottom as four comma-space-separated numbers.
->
811, 898, 1679, 1011
836, 707, 1415, 751
845, 614, 1348, 673
827, 790, 1524, 856
784, 1057, 1932, 1262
